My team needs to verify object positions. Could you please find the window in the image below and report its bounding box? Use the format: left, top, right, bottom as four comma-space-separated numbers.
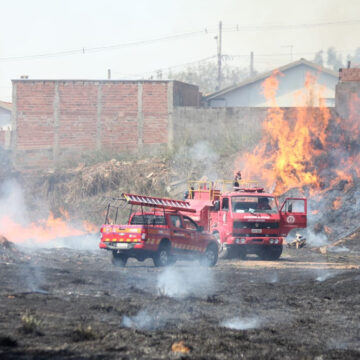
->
231, 196, 277, 214
183, 217, 198, 230
170, 215, 183, 228
222, 198, 229, 211
130, 214, 166, 225
281, 199, 305, 213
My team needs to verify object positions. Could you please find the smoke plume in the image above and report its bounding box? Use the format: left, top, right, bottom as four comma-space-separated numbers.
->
156, 266, 214, 298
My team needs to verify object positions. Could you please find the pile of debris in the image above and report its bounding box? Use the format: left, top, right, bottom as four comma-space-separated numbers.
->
23, 158, 181, 224
0, 235, 18, 263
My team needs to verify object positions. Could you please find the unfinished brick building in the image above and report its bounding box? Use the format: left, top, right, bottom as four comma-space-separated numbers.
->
11, 80, 200, 168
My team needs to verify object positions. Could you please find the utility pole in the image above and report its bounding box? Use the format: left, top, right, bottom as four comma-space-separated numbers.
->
250, 51, 254, 77
107, 69, 111, 80
217, 21, 222, 90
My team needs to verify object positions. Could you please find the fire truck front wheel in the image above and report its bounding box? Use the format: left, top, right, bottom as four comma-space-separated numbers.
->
259, 245, 283, 260
153, 241, 171, 267
112, 252, 128, 267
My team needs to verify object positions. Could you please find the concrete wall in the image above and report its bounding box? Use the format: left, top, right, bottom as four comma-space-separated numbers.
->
173, 107, 267, 149
208, 64, 337, 108
11, 80, 200, 168
172, 106, 337, 151
0, 107, 11, 128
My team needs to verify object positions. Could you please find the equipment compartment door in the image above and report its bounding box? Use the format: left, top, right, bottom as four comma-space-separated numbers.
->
279, 198, 307, 236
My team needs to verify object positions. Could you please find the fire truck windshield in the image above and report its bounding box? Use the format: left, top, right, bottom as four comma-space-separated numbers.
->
231, 196, 277, 214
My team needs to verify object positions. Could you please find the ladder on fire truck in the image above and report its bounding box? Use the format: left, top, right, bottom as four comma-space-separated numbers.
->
122, 193, 196, 213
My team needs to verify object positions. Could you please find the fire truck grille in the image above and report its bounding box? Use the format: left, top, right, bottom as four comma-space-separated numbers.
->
234, 221, 279, 229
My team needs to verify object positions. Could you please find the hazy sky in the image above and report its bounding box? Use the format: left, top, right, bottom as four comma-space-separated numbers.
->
0, 0, 359, 100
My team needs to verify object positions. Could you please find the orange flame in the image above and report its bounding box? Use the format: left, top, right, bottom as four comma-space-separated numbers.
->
0, 212, 97, 245
236, 70, 358, 195
332, 197, 342, 210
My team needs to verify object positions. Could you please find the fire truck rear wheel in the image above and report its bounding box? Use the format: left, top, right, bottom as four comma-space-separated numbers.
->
201, 243, 218, 267
213, 232, 225, 256
153, 242, 171, 267
112, 252, 128, 267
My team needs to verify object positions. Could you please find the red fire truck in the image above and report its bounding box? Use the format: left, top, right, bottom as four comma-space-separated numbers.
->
99, 193, 219, 267
184, 181, 307, 260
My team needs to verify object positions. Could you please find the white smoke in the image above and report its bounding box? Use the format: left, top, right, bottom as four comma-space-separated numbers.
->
29, 234, 100, 251
122, 310, 158, 330
327, 246, 350, 253
267, 272, 278, 283
0, 180, 30, 225
0, 179, 98, 250
156, 266, 214, 298
306, 229, 329, 247
221, 317, 260, 330
315, 270, 338, 282
188, 141, 219, 181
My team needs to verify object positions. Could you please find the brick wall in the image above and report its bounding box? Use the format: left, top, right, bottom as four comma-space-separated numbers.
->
101, 83, 139, 151
173, 81, 200, 106
339, 68, 360, 82
11, 80, 202, 168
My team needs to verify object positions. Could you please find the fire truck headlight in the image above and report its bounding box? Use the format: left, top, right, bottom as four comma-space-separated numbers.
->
240, 238, 246, 244
269, 239, 274, 244
141, 233, 146, 240
274, 239, 279, 244
235, 238, 240, 244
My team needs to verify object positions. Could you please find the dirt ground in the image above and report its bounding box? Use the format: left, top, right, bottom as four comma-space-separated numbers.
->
0, 245, 359, 360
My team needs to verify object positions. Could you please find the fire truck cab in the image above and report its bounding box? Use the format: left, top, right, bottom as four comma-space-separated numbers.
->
99, 193, 219, 267
185, 181, 307, 260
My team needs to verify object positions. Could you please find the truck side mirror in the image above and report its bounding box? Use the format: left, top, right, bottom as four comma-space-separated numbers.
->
197, 225, 204, 232
213, 200, 220, 211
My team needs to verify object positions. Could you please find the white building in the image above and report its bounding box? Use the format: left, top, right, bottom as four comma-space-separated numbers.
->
0, 100, 12, 129
205, 59, 338, 108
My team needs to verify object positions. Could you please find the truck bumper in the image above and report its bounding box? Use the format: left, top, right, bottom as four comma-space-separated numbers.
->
99, 241, 145, 251
225, 236, 283, 246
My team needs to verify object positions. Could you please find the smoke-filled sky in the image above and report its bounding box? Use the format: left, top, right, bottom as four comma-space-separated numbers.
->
0, 0, 359, 100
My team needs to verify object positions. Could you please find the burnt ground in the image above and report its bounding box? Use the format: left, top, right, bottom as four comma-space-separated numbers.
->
0, 245, 359, 360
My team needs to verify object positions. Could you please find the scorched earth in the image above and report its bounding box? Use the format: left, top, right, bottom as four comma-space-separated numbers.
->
0, 239, 359, 360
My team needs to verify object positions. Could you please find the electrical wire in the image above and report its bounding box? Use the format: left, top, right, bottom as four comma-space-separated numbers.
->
0, 29, 216, 62
222, 19, 360, 32
1, 19, 359, 62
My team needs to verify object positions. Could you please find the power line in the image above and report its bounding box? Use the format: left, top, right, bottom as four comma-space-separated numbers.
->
0, 29, 216, 62
0, 19, 359, 63
223, 19, 360, 32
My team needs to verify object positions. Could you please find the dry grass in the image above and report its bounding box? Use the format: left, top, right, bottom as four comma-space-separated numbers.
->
20, 311, 42, 335
71, 324, 97, 342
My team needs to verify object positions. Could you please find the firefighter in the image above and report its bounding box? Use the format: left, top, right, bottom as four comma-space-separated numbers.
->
233, 170, 242, 189
257, 197, 271, 210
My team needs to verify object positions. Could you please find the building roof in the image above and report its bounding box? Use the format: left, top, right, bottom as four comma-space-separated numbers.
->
0, 100, 12, 112
205, 58, 338, 100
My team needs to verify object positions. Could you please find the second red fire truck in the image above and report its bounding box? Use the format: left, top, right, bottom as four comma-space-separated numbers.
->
184, 180, 307, 260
